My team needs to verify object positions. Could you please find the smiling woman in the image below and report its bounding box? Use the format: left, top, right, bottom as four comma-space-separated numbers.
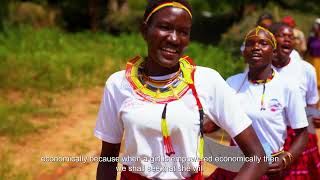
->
94, 1, 268, 180
208, 26, 308, 180
141, 2, 192, 74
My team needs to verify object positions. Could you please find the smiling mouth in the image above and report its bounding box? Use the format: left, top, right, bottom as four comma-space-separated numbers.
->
250, 53, 262, 59
162, 47, 178, 54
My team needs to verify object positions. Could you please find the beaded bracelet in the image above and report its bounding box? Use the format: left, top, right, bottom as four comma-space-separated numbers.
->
282, 151, 294, 169
285, 151, 294, 163
282, 156, 288, 169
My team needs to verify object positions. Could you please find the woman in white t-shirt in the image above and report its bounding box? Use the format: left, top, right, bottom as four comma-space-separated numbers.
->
270, 22, 320, 180
208, 26, 308, 180
94, 0, 268, 179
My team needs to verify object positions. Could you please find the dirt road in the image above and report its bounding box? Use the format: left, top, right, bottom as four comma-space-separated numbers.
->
1, 87, 217, 179
2, 87, 319, 179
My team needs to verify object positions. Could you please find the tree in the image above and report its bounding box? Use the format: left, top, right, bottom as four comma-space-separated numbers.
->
56, 0, 130, 32
58, 0, 107, 31
89, 0, 109, 32
0, 0, 9, 31
108, 0, 128, 14
276, 0, 320, 14
104, 0, 132, 34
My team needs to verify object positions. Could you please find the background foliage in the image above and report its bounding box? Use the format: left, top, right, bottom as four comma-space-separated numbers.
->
0, 0, 319, 140
0, 0, 319, 91
0, 1, 319, 179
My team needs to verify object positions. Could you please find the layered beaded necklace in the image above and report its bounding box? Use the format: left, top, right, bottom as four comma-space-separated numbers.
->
126, 56, 193, 103
126, 55, 204, 177
248, 69, 275, 111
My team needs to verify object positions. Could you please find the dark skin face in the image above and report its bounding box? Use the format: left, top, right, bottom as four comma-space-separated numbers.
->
243, 30, 275, 79
272, 26, 294, 66
99, 9, 269, 179
141, 7, 192, 76
258, 19, 273, 29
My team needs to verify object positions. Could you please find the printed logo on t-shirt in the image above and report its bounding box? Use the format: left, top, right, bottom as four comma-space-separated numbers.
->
120, 97, 146, 110
268, 99, 282, 112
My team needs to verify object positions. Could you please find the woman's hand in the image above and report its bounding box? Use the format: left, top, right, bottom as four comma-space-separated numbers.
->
312, 116, 320, 128
267, 127, 308, 178
266, 153, 287, 177
306, 104, 320, 128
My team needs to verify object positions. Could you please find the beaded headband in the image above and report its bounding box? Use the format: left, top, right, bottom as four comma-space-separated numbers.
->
244, 26, 277, 49
144, 2, 192, 24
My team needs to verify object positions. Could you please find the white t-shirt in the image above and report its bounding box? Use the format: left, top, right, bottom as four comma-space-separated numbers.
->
275, 51, 319, 106
227, 70, 308, 153
289, 49, 302, 61
95, 66, 252, 179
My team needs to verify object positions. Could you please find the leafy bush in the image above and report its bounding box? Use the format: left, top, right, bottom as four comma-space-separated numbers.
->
0, 0, 9, 31
104, 10, 143, 34
0, 25, 145, 91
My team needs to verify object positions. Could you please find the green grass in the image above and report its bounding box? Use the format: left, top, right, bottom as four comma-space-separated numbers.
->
0, 95, 61, 139
0, 103, 37, 138
0, 25, 244, 139
0, 24, 242, 92
0, 25, 147, 91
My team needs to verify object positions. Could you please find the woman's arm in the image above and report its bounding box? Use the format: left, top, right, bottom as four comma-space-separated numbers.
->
97, 141, 121, 180
233, 125, 268, 180
286, 127, 308, 162
307, 104, 320, 128
267, 127, 308, 176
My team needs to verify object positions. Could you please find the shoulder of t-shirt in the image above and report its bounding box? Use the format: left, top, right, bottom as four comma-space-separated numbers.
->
194, 66, 230, 90
195, 66, 224, 81
299, 59, 316, 72
105, 70, 126, 90
195, 66, 219, 74
293, 59, 316, 80
226, 73, 246, 89
290, 49, 301, 60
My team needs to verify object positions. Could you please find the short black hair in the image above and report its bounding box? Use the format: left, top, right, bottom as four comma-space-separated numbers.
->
143, 0, 192, 23
269, 22, 290, 36
256, 12, 274, 25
